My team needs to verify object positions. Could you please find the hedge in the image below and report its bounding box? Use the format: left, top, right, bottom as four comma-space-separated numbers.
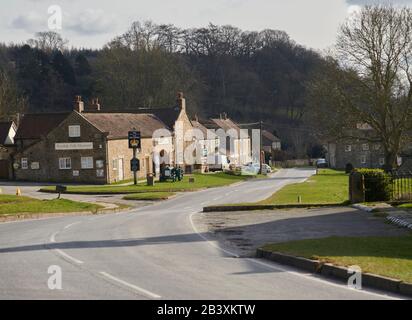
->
354, 168, 392, 202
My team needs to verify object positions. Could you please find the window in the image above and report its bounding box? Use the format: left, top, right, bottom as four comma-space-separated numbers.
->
112, 159, 118, 170
362, 144, 369, 151
21, 158, 28, 170
59, 157, 71, 170
379, 158, 385, 166
345, 145, 352, 152
360, 155, 367, 164
68, 125, 81, 138
96, 160, 104, 169
81, 157, 94, 169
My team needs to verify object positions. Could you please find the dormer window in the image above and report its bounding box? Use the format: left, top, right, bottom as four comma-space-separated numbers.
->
69, 125, 81, 138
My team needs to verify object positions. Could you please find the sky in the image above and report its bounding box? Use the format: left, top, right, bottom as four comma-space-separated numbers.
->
0, 0, 411, 50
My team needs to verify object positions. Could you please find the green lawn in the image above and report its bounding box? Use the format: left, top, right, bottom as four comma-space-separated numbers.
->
262, 235, 412, 283
259, 169, 349, 205
123, 192, 175, 201
39, 173, 249, 195
398, 203, 412, 209
0, 195, 102, 215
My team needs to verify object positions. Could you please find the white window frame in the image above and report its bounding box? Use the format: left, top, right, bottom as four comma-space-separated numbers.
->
362, 143, 369, 151
379, 158, 385, 166
68, 125, 81, 138
59, 157, 72, 170
21, 158, 28, 170
81, 157, 94, 169
360, 155, 367, 164
344, 145, 352, 152
112, 159, 118, 171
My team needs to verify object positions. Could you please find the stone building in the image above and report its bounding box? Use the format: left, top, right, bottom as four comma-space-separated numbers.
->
262, 130, 281, 164
199, 115, 252, 166
0, 121, 17, 179
12, 98, 173, 184
325, 125, 388, 169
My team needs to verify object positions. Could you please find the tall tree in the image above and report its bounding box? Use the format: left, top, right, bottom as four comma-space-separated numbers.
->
309, 5, 412, 169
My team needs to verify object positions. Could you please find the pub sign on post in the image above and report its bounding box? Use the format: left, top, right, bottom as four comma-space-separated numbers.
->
128, 130, 141, 149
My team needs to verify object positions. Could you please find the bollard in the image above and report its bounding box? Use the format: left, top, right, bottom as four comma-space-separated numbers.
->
16, 188, 21, 196
298, 195, 302, 204
0, 188, 2, 194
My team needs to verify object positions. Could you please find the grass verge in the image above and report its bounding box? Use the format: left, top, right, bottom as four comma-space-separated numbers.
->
39, 173, 249, 195
262, 235, 412, 283
0, 195, 102, 215
123, 192, 175, 201
259, 169, 348, 205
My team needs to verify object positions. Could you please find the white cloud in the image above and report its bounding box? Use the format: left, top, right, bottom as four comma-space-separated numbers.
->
65, 9, 117, 35
10, 11, 47, 32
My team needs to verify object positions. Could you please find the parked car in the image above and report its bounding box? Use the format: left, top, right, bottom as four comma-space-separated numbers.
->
241, 162, 260, 175
262, 164, 273, 174
316, 159, 328, 168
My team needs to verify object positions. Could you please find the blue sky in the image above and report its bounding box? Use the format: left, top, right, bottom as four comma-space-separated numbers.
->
1, 0, 411, 50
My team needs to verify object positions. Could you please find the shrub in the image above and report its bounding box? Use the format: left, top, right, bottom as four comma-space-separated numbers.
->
345, 163, 354, 174
354, 168, 392, 202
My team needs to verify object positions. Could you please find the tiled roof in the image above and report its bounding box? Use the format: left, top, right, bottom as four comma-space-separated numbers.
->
134, 107, 181, 129
262, 130, 281, 143
15, 113, 70, 140
210, 118, 241, 134
0, 122, 13, 145
191, 120, 217, 139
80, 113, 170, 139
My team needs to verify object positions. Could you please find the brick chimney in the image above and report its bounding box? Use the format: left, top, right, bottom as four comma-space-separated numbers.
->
88, 98, 101, 112
177, 92, 186, 111
74, 95, 84, 113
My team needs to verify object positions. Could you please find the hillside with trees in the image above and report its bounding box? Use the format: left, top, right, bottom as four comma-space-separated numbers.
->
0, 22, 328, 158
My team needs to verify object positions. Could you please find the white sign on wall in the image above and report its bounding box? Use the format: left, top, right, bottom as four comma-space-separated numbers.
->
55, 142, 93, 150
31, 162, 40, 170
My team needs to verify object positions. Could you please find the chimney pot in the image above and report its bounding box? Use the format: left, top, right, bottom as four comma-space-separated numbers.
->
74, 95, 84, 113
177, 92, 186, 111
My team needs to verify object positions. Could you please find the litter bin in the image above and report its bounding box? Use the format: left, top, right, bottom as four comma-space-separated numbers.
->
147, 173, 155, 186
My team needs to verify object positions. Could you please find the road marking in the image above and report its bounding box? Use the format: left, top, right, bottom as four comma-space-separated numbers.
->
64, 221, 81, 230
247, 258, 400, 300
50, 232, 58, 243
99, 272, 161, 299
55, 249, 84, 265
189, 212, 240, 258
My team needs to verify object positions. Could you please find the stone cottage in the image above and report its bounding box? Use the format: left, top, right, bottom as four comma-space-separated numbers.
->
12, 98, 173, 184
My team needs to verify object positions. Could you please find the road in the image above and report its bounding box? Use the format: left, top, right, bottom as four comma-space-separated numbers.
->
0, 168, 402, 299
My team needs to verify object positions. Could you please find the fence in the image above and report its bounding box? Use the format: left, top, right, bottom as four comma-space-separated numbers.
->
390, 171, 412, 201
350, 170, 412, 203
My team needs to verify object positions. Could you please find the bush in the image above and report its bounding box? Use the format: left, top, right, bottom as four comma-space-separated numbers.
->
354, 169, 392, 202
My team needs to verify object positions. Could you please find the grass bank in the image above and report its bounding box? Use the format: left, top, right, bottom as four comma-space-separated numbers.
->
262, 235, 412, 283
0, 195, 102, 215
259, 169, 349, 205
39, 173, 249, 195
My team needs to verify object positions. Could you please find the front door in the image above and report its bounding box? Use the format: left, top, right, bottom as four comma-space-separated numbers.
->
118, 158, 124, 181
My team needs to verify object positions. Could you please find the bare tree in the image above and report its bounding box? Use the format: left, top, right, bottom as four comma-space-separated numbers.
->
27, 31, 68, 52
309, 5, 412, 169
0, 70, 27, 121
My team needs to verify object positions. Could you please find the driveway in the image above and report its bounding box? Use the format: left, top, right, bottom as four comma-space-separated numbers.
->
0, 168, 402, 299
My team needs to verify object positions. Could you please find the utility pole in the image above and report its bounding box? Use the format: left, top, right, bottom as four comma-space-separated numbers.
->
260, 120, 263, 174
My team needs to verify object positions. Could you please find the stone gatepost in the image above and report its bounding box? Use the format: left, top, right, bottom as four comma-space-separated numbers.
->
349, 171, 365, 204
